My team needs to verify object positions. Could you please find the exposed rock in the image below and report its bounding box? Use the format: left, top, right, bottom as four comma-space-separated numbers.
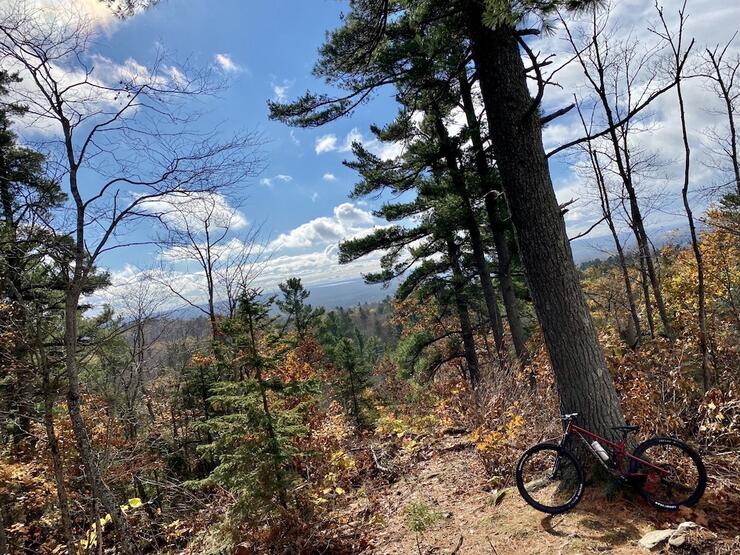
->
676, 521, 698, 533
638, 529, 675, 550
668, 534, 686, 547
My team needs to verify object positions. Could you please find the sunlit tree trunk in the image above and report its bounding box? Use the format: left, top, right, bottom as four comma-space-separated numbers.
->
462, 5, 627, 437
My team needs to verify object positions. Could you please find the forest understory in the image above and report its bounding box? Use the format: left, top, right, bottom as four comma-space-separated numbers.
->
2, 0, 740, 553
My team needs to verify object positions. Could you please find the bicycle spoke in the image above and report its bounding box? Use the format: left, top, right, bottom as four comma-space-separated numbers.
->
519, 447, 581, 511
634, 443, 701, 507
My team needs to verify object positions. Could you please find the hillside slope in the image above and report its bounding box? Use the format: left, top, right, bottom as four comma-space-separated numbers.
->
344, 436, 739, 554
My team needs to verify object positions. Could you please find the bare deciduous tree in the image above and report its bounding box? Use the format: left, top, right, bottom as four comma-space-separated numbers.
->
653, 1, 709, 389
154, 194, 267, 341
0, 3, 262, 549
697, 37, 740, 197
562, 7, 684, 339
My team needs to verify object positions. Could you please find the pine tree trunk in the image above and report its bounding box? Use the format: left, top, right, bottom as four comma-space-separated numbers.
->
432, 113, 506, 359
0, 176, 34, 445
458, 73, 530, 362
64, 291, 135, 554
446, 236, 481, 386
463, 8, 626, 437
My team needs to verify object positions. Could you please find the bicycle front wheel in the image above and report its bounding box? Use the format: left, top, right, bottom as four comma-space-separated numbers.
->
629, 437, 707, 510
516, 443, 584, 514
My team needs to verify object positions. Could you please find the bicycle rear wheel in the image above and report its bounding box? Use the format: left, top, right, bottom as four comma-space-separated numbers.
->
516, 443, 584, 514
629, 437, 706, 510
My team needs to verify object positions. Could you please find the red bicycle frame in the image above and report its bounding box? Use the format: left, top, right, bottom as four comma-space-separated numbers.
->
561, 420, 669, 478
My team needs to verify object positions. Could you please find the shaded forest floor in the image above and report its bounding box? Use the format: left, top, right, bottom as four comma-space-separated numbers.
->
335, 433, 740, 554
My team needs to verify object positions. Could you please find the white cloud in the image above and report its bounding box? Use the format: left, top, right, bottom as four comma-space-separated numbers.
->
167, 65, 187, 85
214, 53, 242, 73
314, 127, 404, 160
138, 191, 247, 231
268, 202, 375, 250
260, 174, 293, 187
322, 172, 337, 182
315, 134, 338, 154
271, 79, 293, 102
311, 192, 319, 202
30, 0, 121, 32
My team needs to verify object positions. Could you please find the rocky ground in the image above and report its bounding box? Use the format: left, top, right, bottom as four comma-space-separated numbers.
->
348, 435, 740, 554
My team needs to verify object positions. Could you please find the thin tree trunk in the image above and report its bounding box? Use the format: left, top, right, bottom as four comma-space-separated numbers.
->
706, 48, 740, 196
347, 362, 361, 427
674, 49, 710, 389
64, 292, 135, 554
458, 72, 530, 362
463, 7, 627, 437
631, 186, 672, 338
432, 112, 506, 360
586, 144, 642, 346
0, 500, 7, 555
586, 32, 673, 338
39, 331, 75, 555
636, 240, 656, 338
446, 236, 481, 387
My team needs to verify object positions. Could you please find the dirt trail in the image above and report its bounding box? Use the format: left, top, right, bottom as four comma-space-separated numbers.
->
362, 439, 703, 554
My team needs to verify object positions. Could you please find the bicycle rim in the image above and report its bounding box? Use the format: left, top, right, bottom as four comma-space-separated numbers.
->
633, 441, 704, 508
517, 445, 583, 513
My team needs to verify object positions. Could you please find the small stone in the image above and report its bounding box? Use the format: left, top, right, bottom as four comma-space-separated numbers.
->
676, 521, 698, 532
638, 529, 675, 550
668, 534, 686, 547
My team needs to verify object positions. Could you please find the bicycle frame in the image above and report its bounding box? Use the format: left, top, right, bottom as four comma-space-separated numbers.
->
559, 420, 670, 479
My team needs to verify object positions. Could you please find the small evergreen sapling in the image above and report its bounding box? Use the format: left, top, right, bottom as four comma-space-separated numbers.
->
194, 288, 318, 523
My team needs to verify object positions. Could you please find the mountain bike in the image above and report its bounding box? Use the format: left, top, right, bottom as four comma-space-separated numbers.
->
515, 413, 706, 514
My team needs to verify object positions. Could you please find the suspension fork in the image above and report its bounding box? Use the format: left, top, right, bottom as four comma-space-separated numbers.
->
550, 420, 572, 478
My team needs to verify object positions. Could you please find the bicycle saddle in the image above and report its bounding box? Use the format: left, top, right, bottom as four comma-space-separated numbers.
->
612, 425, 640, 434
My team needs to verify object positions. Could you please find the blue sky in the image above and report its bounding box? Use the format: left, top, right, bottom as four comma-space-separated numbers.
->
8, 0, 740, 311
100, 1, 390, 254
88, 0, 418, 295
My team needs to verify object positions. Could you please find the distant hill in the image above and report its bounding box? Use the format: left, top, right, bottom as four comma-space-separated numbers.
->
569, 223, 692, 264
170, 277, 398, 319
303, 278, 397, 309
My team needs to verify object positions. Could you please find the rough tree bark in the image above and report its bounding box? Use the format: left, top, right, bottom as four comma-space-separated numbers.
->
462, 5, 627, 437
